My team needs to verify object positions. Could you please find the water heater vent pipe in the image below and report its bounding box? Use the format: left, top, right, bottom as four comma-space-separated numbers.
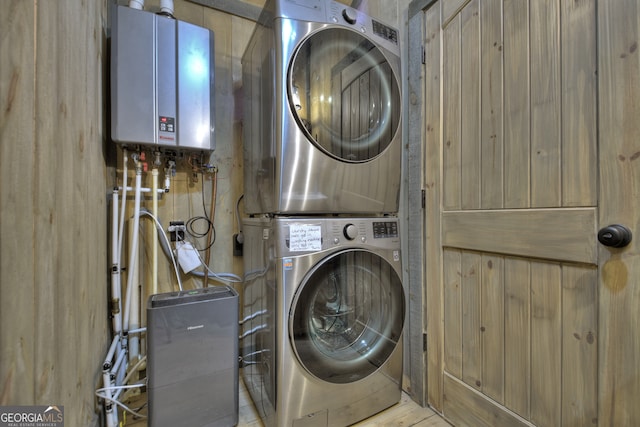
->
128, 0, 144, 10
160, 0, 174, 17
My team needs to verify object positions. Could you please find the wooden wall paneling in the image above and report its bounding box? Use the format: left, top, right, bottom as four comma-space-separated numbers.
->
369, 2, 399, 27
442, 208, 598, 265
503, 257, 531, 419
443, 249, 462, 378
0, 0, 37, 405
530, 1, 561, 208
460, 0, 481, 210
597, 0, 640, 424
441, 0, 472, 29
480, 254, 504, 403
530, 261, 562, 427
479, 0, 503, 210
422, 2, 443, 411
461, 251, 481, 390
207, 0, 245, 288
503, 0, 530, 209
175, 0, 206, 26
561, 265, 597, 426
406, 2, 427, 405
443, 373, 532, 427
34, 0, 107, 424
442, 12, 461, 211
560, 0, 597, 207
33, 0, 65, 406
186, 0, 263, 22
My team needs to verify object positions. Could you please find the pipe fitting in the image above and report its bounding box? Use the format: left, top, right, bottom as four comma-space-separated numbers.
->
128, 0, 144, 10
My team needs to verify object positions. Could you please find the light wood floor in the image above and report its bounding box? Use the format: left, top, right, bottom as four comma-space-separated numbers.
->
122, 376, 451, 427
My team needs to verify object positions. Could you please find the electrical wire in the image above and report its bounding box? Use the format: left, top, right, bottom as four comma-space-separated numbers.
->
114, 355, 147, 400
95, 383, 148, 419
137, 210, 183, 291
186, 244, 243, 284
203, 168, 218, 288
185, 216, 216, 251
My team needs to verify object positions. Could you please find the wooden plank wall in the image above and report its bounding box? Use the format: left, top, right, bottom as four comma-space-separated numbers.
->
0, 1, 109, 426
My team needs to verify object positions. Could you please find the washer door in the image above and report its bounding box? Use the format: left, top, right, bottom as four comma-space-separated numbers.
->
290, 249, 404, 384
289, 28, 401, 162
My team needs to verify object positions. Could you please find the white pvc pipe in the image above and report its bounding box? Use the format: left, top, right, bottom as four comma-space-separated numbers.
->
129, 239, 140, 362
118, 186, 165, 194
160, 0, 174, 16
111, 349, 127, 377
128, 0, 144, 10
104, 369, 117, 427
152, 169, 159, 295
123, 163, 142, 362
103, 335, 120, 371
117, 149, 128, 323
110, 190, 122, 336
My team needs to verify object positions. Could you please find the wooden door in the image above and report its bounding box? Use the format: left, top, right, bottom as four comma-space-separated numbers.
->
421, 0, 640, 425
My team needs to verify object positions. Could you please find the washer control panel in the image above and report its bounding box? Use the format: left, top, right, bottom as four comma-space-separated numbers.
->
278, 218, 400, 254
373, 221, 399, 239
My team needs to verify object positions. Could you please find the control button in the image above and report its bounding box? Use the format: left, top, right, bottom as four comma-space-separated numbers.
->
343, 224, 358, 240
342, 8, 357, 25
333, 237, 340, 245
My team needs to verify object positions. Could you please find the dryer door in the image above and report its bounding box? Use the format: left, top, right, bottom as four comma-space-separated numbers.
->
288, 28, 401, 162
290, 249, 404, 384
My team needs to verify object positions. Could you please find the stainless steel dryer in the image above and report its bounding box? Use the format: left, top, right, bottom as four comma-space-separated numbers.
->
241, 216, 405, 427
242, 0, 402, 215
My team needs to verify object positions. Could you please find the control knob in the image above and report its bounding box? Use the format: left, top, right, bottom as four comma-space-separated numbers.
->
342, 8, 357, 25
343, 224, 358, 240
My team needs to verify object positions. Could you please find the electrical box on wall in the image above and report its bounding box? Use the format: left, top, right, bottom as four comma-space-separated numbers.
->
111, 5, 215, 152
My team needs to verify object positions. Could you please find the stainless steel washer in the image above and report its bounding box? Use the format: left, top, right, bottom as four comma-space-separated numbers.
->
241, 216, 405, 427
242, 0, 402, 215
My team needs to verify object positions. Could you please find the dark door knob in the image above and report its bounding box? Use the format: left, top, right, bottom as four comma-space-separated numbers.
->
597, 224, 632, 248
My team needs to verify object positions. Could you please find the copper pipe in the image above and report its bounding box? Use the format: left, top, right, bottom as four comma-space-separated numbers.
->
203, 168, 218, 287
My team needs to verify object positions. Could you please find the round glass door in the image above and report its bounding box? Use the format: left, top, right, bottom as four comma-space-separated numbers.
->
289, 28, 401, 162
290, 250, 404, 384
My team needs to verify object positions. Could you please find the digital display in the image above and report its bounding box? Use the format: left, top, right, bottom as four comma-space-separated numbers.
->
159, 116, 175, 133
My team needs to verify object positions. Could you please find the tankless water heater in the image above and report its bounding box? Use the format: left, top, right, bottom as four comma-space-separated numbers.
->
111, 5, 215, 152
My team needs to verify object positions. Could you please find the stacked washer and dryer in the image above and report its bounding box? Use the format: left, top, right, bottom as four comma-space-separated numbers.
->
241, 1, 404, 426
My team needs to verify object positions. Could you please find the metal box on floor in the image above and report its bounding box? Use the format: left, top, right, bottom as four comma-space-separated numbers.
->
147, 286, 238, 426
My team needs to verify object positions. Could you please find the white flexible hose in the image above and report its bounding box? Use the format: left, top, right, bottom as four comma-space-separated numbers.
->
138, 210, 183, 291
